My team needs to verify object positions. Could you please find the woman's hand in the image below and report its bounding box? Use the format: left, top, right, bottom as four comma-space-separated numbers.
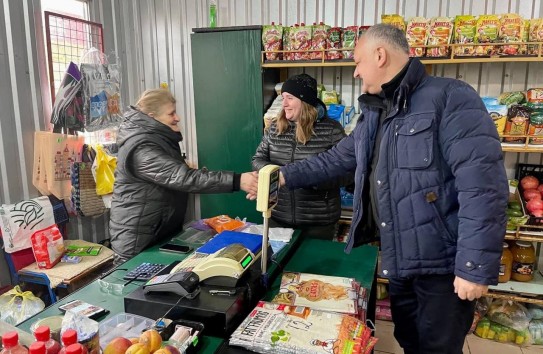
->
240, 172, 259, 200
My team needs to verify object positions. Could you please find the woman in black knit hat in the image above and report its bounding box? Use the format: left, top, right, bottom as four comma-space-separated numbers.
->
252, 74, 349, 239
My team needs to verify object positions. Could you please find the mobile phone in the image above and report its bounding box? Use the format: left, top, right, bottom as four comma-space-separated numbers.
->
59, 299, 109, 320
159, 243, 193, 254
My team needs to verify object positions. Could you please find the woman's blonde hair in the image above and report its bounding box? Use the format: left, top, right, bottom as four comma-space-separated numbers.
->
273, 102, 318, 145
135, 89, 176, 116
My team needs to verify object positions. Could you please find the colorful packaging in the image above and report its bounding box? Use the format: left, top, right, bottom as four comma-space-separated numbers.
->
426, 17, 454, 57
454, 15, 477, 56
504, 105, 531, 143
310, 22, 330, 60
527, 88, 543, 103
291, 24, 312, 60
486, 104, 508, 137
326, 27, 343, 59
381, 14, 406, 31
475, 15, 500, 56
528, 19, 543, 55
204, 215, 244, 233
406, 17, 429, 57
342, 26, 359, 59
262, 23, 283, 60
528, 111, 543, 144
30, 225, 65, 269
282, 26, 292, 60
498, 14, 524, 56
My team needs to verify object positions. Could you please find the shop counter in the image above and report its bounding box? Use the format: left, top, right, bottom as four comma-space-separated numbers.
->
17, 232, 377, 354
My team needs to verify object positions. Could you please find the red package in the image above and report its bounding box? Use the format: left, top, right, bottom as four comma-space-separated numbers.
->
310, 22, 330, 60
327, 27, 343, 59
30, 225, 65, 269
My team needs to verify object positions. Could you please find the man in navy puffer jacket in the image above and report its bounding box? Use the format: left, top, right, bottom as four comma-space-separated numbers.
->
278, 24, 509, 353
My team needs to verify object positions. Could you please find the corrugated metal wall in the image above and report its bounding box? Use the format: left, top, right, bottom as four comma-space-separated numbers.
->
1, 0, 543, 273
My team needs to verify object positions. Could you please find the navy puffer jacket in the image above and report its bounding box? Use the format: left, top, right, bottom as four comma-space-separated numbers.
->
282, 58, 508, 285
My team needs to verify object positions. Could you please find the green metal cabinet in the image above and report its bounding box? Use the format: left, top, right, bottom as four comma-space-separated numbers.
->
191, 27, 268, 222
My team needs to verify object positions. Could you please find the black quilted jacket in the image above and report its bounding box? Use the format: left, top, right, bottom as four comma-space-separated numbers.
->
252, 117, 347, 226
110, 107, 235, 259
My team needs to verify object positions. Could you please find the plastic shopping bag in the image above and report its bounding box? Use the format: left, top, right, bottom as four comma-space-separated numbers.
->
0, 286, 45, 325
92, 145, 116, 195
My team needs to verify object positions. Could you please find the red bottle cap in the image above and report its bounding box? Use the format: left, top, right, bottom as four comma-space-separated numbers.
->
1, 332, 18, 347
30, 342, 47, 354
65, 344, 83, 354
61, 330, 78, 346
34, 326, 51, 341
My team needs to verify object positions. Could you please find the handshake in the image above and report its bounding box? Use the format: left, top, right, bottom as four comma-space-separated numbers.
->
240, 170, 285, 201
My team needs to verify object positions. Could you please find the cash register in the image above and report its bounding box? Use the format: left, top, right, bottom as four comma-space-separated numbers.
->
124, 165, 281, 337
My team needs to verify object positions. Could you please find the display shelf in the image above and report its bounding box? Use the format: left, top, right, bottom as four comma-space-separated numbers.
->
489, 272, 543, 298
261, 42, 543, 68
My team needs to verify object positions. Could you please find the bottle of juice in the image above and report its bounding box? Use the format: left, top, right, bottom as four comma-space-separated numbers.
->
1, 332, 28, 354
33, 326, 61, 354
64, 344, 83, 354
29, 342, 46, 354
58, 331, 87, 354
209, 0, 217, 28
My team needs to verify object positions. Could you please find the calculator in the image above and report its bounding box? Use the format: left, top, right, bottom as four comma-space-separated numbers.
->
123, 263, 168, 281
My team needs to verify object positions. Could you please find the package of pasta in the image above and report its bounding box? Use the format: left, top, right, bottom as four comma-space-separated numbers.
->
326, 27, 343, 59
342, 25, 359, 59
310, 22, 329, 60
381, 14, 406, 31
475, 15, 500, 56
426, 17, 454, 57
454, 15, 477, 56
262, 23, 283, 60
204, 215, 245, 233
291, 24, 312, 60
406, 17, 429, 57
498, 13, 524, 56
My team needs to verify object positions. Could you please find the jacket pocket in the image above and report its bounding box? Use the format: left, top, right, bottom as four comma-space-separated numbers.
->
396, 117, 434, 169
428, 199, 456, 247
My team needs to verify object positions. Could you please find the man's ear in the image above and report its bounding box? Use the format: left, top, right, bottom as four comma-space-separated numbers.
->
376, 47, 387, 67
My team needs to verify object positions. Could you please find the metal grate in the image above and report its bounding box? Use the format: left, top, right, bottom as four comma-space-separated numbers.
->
44, 11, 104, 103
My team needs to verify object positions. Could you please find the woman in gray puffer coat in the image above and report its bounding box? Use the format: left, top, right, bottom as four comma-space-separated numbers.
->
110, 89, 257, 261
252, 74, 349, 239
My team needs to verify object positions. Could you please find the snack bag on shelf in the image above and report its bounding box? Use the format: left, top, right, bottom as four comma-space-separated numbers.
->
425, 17, 454, 57
527, 88, 543, 103
519, 20, 530, 55
342, 25, 359, 59
282, 26, 292, 60
326, 27, 343, 59
485, 103, 507, 137
406, 17, 429, 57
475, 15, 500, 56
310, 22, 329, 59
498, 91, 526, 106
528, 18, 543, 55
291, 24, 312, 60
262, 23, 283, 60
381, 14, 406, 32
528, 110, 543, 144
454, 15, 477, 56
504, 104, 531, 143
498, 13, 524, 56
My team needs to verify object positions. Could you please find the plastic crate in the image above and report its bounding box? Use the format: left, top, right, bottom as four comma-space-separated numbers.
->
515, 163, 543, 225
98, 312, 155, 349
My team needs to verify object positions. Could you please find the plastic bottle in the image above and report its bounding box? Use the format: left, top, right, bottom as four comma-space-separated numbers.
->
58, 331, 87, 354
1, 331, 28, 354
33, 326, 61, 354
209, 0, 217, 28
29, 342, 46, 354
64, 345, 83, 354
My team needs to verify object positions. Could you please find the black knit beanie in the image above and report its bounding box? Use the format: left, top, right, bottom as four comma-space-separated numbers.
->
281, 74, 327, 113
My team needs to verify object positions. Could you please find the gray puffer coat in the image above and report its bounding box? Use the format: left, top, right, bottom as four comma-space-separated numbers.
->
110, 107, 236, 259
252, 117, 347, 226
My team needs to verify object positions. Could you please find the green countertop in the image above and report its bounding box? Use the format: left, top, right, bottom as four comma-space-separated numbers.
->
17, 232, 378, 354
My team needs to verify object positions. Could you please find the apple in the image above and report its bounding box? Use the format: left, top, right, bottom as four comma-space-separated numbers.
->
103, 337, 132, 354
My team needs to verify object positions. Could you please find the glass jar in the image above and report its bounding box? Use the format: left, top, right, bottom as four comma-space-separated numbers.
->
499, 242, 513, 283
511, 241, 536, 282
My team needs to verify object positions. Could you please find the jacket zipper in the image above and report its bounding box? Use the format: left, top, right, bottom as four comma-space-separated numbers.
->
393, 123, 399, 168
290, 133, 297, 225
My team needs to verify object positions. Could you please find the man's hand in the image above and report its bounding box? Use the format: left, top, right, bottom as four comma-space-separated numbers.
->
279, 171, 285, 187
454, 276, 488, 301
240, 172, 258, 200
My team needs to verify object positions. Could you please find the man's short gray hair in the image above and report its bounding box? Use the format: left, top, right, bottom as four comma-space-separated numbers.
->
361, 23, 409, 55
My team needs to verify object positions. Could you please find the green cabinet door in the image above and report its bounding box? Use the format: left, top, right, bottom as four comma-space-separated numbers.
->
191, 28, 263, 222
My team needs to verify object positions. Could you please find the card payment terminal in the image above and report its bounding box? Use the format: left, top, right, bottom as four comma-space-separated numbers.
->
256, 164, 280, 279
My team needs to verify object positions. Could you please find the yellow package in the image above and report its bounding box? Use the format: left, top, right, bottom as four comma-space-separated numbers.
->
528, 19, 543, 55
454, 15, 477, 56
475, 15, 500, 56
406, 17, 429, 57
94, 144, 117, 195
499, 13, 524, 56
381, 14, 406, 32
426, 17, 454, 57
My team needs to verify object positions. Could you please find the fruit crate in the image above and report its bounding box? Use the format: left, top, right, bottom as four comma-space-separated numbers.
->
515, 163, 543, 225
